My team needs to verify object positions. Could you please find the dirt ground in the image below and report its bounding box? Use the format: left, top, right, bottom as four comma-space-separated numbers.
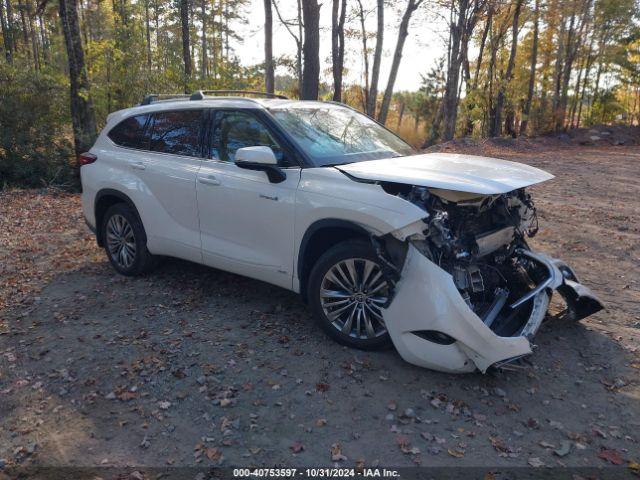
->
1, 144, 639, 473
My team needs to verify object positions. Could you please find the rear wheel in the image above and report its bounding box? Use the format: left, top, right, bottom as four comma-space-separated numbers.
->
102, 203, 156, 276
308, 240, 391, 350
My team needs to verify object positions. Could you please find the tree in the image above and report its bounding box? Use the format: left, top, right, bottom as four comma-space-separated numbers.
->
365, 0, 383, 117
301, 0, 320, 100
489, 0, 522, 137
57, 0, 97, 157
200, 0, 207, 77
273, 0, 303, 95
331, 0, 347, 101
441, 0, 486, 141
180, 0, 191, 88
264, 0, 274, 93
0, 0, 13, 63
520, 0, 539, 136
356, 0, 370, 109
378, 0, 424, 125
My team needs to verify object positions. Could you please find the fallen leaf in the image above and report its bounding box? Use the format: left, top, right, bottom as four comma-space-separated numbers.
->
331, 443, 347, 461
527, 457, 545, 467
598, 448, 624, 465
117, 391, 138, 401
205, 447, 222, 461
290, 441, 305, 453
554, 441, 572, 457
447, 448, 465, 458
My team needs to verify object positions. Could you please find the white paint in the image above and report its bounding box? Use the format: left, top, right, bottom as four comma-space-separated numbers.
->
336, 153, 555, 194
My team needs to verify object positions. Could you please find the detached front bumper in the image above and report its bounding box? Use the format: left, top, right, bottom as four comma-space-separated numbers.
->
382, 245, 603, 373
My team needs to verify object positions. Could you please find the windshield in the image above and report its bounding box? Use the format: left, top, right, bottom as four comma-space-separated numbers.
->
269, 104, 416, 167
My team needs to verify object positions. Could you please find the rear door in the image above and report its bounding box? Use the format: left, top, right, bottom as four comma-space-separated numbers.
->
196, 109, 301, 289
137, 109, 205, 262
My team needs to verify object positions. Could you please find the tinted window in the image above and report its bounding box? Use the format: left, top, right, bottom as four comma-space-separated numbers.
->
148, 110, 203, 157
108, 114, 149, 148
212, 111, 284, 163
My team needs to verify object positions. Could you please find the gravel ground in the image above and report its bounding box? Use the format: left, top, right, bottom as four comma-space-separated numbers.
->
0, 145, 639, 472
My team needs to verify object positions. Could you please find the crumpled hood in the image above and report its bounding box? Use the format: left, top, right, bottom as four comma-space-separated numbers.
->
335, 152, 554, 194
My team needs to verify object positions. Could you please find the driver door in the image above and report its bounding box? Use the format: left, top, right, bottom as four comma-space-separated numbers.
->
196, 109, 301, 289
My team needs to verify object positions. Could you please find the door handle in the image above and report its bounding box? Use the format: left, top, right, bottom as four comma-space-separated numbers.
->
129, 161, 146, 170
198, 175, 221, 186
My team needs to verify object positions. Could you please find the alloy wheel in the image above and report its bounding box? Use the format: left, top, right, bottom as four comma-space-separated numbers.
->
106, 214, 137, 269
320, 258, 389, 339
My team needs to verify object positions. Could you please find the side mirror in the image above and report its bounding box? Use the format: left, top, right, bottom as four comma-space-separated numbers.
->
235, 146, 278, 166
234, 146, 286, 183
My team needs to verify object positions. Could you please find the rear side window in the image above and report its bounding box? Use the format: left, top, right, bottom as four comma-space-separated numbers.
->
108, 114, 149, 148
148, 110, 203, 157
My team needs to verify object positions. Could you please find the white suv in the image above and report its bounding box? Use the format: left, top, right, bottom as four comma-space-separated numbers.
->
80, 91, 603, 373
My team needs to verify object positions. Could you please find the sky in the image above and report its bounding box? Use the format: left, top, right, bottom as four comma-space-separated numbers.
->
233, 0, 449, 92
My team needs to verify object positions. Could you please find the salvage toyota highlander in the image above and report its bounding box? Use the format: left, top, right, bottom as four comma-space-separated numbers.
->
80, 90, 604, 373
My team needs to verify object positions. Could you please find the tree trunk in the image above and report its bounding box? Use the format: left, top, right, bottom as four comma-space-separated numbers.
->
397, 100, 405, 128
441, 0, 468, 141
552, 15, 567, 131
263, 0, 274, 93
5, 0, 15, 55
17, 0, 31, 62
58, 0, 97, 158
301, 0, 320, 100
26, 0, 39, 70
464, 8, 492, 136
0, 0, 12, 62
331, 0, 346, 101
145, 0, 152, 71
180, 0, 191, 90
575, 38, 595, 129
490, 0, 522, 137
365, 0, 383, 117
377, 0, 422, 125
38, 14, 48, 63
557, 1, 590, 131
296, 0, 302, 95
519, 0, 539, 136
356, 0, 369, 109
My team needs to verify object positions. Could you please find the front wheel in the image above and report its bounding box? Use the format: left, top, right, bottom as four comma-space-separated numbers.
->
308, 240, 391, 350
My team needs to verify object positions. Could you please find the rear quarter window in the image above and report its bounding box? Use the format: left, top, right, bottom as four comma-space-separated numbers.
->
148, 110, 203, 157
107, 114, 149, 149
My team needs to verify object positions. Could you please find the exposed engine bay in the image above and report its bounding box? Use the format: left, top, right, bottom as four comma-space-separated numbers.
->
373, 182, 604, 371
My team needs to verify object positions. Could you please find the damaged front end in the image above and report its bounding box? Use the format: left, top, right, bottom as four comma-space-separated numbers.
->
374, 184, 604, 373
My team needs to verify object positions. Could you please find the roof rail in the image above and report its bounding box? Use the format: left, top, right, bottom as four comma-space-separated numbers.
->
190, 90, 289, 100
140, 93, 191, 105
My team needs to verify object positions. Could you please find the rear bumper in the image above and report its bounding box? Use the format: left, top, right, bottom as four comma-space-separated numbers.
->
382, 245, 603, 373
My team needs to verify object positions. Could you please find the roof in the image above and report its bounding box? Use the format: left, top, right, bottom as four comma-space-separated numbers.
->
104, 95, 336, 125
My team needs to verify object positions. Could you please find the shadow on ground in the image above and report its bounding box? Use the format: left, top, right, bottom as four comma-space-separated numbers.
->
1, 256, 638, 468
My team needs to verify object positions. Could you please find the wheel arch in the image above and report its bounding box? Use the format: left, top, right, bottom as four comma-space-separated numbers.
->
297, 219, 372, 302
94, 189, 144, 247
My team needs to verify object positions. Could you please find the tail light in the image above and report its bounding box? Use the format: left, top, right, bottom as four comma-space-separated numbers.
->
78, 152, 97, 166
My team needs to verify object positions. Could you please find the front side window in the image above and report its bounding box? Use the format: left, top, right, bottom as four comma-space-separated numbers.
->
108, 114, 149, 149
148, 110, 203, 157
211, 111, 284, 164
269, 104, 415, 166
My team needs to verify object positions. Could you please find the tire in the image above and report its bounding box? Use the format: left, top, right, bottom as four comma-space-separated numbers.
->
101, 203, 156, 276
308, 239, 392, 350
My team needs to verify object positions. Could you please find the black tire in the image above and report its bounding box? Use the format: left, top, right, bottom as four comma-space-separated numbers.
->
308, 239, 392, 350
101, 203, 156, 276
